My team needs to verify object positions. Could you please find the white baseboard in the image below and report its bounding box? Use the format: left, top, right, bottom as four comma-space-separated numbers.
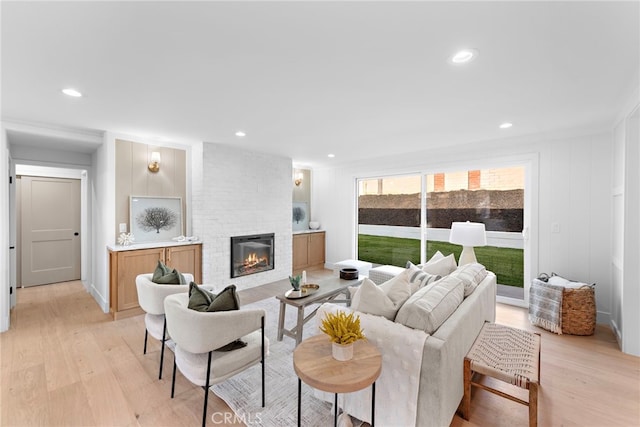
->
610, 318, 623, 349
496, 295, 528, 308
596, 310, 611, 326
0, 314, 8, 332
88, 283, 109, 313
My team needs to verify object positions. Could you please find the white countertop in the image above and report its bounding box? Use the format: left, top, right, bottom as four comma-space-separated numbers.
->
108, 239, 202, 251
293, 229, 324, 235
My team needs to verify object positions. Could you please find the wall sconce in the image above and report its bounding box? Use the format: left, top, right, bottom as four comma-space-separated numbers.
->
148, 151, 161, 173
449, 221, 487, 265
294, 171, 304, 187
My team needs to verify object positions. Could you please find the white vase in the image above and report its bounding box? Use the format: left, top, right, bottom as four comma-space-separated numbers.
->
332, 342, 354, 361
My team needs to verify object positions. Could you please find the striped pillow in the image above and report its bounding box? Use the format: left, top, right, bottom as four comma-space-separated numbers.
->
406, 261, 441, 293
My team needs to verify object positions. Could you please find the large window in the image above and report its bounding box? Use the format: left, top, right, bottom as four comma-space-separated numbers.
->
357, 167, 526, 299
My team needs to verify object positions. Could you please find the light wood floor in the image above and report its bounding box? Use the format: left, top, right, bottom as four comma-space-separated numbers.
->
1, 271, 639, 427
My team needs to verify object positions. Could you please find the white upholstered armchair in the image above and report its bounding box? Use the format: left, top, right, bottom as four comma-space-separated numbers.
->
135, 272, 194, 379
164, 293, 268, 427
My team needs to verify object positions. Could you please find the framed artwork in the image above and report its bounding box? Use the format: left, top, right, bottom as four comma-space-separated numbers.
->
292, 201, 309, 231
130, 196, 183, 243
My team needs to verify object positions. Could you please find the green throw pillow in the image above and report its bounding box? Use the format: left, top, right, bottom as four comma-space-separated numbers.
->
152, 260, 186, 285
187, 283, 246, 351
152, 260, 171, 282
187, 283, 240, 312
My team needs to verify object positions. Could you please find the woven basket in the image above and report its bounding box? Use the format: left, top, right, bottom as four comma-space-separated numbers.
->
561, 286, 596, 335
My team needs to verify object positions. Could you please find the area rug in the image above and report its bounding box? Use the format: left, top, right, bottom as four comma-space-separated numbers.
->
210, 297, 335, 426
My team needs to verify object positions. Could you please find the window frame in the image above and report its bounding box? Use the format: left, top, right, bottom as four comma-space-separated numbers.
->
354, 153, 539, 308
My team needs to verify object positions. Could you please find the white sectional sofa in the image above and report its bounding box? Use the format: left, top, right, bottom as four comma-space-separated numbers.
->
317, 263, 497, 427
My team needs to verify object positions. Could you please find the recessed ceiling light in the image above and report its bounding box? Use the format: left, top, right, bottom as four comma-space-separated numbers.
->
499, 122, 513, 129
450, 49, 478, 64
235, 131, 246, 137
328, 154, 335, 158
62, 88, 82, 97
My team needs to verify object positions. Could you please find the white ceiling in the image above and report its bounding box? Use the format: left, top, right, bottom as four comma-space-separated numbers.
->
2, 1, 638, 167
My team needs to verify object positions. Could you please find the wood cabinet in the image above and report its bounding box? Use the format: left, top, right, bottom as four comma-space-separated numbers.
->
109, 243, 202, 319
292, 231, 325, 274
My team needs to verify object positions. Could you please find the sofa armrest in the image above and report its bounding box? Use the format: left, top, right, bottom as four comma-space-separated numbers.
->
416, 272, 497, 427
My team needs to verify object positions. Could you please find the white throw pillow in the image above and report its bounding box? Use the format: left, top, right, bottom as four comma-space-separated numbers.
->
416, 250, 444, 268
351, 277, 411, 320
429, 250, 444, 262
405, 262, 441, 293
422, 253, 457, 277
394, 275, 465, 333
449, 263, 488, 297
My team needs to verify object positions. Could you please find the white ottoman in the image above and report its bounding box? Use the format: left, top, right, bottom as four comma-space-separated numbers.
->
333, 259, 373, 278
369, 265, 406, 285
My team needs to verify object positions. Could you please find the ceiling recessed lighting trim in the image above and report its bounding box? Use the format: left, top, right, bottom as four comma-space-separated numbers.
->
328, 154, 335, 158
499, 122, 513, 129
450, 49, 478, 64
62, 88, 82, 97
235, 131, 246, 137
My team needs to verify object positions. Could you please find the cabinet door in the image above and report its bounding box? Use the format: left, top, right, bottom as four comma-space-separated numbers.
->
292, 234, 309, 271
117, 247, 164, 311
308, 232, 326, 267
166, 244, 202, 283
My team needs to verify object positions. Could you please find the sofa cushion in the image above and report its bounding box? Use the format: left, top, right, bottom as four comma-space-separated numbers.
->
422, 253, 457, 277
351, 277, 411, 320
394, 275, 464, 333
449, 262, 488, 297
405, 261, 441, 293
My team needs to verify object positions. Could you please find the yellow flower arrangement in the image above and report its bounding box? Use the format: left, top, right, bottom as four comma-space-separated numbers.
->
320, 310, 366, 345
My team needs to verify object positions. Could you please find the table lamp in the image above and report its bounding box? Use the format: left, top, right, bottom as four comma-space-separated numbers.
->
449, 221, 487, 265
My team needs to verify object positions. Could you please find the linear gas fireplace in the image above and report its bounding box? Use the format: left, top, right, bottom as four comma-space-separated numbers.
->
230, 233, 275, 278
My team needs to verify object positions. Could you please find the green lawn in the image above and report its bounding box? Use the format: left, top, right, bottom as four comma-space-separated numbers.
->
357, 234, 524, 287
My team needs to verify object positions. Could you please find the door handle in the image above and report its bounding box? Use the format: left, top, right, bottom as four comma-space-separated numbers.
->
74, 232, 79, 236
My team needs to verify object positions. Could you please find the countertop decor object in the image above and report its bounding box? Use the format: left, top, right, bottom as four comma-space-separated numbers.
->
340, 268, 359, 280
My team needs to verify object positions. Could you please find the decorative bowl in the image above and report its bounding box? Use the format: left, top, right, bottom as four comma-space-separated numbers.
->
339, 268, 359, 280
309, 221, 320, 230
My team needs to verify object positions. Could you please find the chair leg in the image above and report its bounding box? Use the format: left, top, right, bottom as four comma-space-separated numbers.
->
462, 357, 471, 420
144, 329, 148, 354
202, 351, 213, 427
529, 382, 538, 427
171, 358, 177, 398
261, 315, 265, 407
159, 317, 167, 380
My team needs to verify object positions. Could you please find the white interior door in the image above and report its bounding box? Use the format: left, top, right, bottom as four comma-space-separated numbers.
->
20, 176, 81, 286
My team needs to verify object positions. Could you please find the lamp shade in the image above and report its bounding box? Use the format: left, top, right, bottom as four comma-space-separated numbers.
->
449, 221, 487, 247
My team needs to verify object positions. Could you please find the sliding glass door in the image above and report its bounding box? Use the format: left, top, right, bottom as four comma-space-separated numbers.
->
357, 166, 528, 300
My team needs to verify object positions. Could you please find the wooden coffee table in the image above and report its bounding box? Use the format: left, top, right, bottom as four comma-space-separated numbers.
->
276, 276, 362, 345
293, 335, 382, 427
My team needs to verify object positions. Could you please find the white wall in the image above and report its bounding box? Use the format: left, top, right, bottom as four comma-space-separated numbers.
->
90, 133, 116, 312
313, 130, 613, 323
192, 143, 293, 290
0, 128, 10, 332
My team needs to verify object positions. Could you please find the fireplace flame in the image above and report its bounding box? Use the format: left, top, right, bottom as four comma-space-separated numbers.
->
244, 253, 268, 268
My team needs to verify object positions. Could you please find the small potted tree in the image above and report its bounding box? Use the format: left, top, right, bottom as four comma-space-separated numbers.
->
289, 274, 302, 297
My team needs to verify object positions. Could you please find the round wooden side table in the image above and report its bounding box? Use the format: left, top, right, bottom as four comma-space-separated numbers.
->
293, 334, 382, 427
